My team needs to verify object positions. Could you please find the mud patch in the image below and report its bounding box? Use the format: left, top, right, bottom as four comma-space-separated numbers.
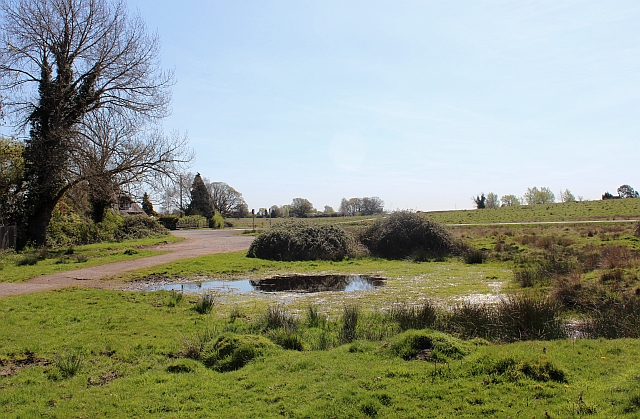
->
0, 350, 49, 377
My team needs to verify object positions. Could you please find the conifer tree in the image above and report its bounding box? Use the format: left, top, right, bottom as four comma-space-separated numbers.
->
186, 173, 213, 218
141, 192, 157, 217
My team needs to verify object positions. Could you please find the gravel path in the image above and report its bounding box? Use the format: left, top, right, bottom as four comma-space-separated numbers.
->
0, 230, 254, 298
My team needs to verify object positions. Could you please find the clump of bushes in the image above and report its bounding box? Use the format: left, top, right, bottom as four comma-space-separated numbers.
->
247, 220, 353, 261
47, 206, 167, 247
116, 214, 168, 240
359, 211, 459, 260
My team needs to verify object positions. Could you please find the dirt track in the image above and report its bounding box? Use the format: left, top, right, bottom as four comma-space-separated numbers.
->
0, 230, 254, 298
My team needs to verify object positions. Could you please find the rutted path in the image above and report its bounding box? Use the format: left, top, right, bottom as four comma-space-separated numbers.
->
0, 230, 254, 298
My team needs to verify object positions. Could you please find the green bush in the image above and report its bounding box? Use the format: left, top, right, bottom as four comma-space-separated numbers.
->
47, 206, 166, 247
177, 215, 207, 229
116, 214, 168, 240
158, 216, 179, 230
360, 211, 459, 260
247, 220, 353, 261
211, 212, 225, 229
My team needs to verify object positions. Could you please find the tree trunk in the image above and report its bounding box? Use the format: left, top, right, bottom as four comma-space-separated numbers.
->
24, 200, 58, 248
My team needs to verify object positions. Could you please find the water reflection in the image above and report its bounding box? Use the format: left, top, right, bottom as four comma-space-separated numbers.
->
146, 274, 384, 294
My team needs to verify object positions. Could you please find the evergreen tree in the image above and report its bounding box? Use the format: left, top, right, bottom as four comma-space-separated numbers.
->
141, 192, 157, 217
186, 173, 213, 218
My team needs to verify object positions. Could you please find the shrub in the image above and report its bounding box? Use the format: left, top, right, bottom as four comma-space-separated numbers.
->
247, 220, 353, 261
359, 211, 458, 260
15, 254, 39, 266
158, 216, 179, 230
116, 214, 168, 240
177, 215, 208, 229
210, 212, 225, 229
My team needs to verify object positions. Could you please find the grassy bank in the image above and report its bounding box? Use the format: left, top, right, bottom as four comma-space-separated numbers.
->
0, 235, 182, 283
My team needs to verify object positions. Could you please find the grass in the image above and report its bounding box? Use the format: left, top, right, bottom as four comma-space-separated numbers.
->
424, 197, 640, 224
2, 288, 640, 417
3, 200, 640, 417
0, 235, 182, 283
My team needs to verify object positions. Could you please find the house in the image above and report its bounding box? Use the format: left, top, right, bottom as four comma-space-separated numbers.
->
116, 194, 146, 216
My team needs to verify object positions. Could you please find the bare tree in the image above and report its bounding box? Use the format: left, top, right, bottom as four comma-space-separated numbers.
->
485, 192, 499, 209
0, 0, 174, 246
69, 110, 191, 222
206, 181, 248, 218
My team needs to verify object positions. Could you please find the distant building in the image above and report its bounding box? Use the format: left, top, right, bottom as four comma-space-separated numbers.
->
116, 194, 146, 216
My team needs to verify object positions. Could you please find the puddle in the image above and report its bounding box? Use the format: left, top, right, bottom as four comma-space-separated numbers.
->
145, 274, 385, 294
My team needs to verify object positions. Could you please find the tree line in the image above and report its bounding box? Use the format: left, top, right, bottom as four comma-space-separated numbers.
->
473, 184, 639, 209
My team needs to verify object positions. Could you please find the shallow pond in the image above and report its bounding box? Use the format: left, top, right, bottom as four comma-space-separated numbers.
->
146, 274, 385, 294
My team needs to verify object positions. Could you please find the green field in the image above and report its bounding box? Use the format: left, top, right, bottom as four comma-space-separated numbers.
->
2, 199, 640, 418
424, 198, 640, 224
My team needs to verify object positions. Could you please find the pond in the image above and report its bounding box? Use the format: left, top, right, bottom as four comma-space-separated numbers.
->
145, 274, 385, 294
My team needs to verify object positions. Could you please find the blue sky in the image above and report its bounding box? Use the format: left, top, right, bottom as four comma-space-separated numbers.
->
122, 1, 640, 210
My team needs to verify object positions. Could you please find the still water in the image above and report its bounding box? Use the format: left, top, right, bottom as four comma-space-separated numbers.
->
146, 274, 385, 294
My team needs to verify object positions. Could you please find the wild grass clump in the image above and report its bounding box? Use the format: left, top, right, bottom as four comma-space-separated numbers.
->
53, 349, 84, 379
305, 305, 323, 328
359, 211, 458, 260
247, 220, 353, 261
444, 295, 565, 341
583, 297, 640, 338
446, 301, 496, 340
495, 294, 565, 341
15, 253, 39, 266
193, 294, 215, 314
462, 247, 486, 264
260, 305, 299, 331
166, 291, 184, 308
389, 301, 438, 331
339, 304, 360, 344
268, 329, 305, 351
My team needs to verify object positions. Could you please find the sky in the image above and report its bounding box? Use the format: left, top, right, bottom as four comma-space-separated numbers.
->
22, 1, 640, 212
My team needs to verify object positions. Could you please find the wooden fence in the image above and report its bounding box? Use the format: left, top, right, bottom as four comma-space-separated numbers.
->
0, 225, 17, 250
